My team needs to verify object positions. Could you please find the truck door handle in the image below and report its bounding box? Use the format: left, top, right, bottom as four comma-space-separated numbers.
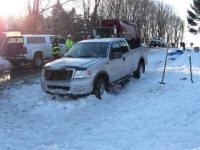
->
123, 57, 125, 61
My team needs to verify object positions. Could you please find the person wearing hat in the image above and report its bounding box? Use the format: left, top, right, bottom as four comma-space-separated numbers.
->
52, 35, 60, 59
65, 34, 74, 51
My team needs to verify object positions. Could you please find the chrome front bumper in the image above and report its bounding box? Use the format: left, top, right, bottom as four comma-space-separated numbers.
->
40, 77, 93, 96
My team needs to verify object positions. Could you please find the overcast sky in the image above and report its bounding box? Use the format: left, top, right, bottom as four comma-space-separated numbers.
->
163, 0, 192, 21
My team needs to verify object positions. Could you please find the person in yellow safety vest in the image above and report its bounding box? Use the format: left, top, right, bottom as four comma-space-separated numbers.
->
65, 34, 74, 51
52, 36, 60, 59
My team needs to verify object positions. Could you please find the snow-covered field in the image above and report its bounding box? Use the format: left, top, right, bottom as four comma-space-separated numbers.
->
0, 48, 200, 150
0, 57, 11, 71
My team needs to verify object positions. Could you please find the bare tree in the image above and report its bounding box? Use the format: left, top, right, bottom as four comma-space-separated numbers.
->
91, 0, 102, 27
24, 0, 79, 33
155, 1, 169, 38
173, 17, 184, 47
82, 0, 91, 31
96, 0, 185, 45
3, 0, 185, 45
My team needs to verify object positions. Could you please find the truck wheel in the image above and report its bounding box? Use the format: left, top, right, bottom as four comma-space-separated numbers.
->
134, 61, 145, 79
94, 78, 106, 99
9, 60, 21, 68
33, 54, 42, 68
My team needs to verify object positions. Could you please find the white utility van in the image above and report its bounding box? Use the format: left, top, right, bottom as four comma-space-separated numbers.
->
3, 34, 67, 68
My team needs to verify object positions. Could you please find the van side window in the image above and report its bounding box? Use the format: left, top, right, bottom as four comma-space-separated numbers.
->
50, 36, 54, 44
58, 38, 66, 44
27, 37, 46, 44
50, 37, 65, 44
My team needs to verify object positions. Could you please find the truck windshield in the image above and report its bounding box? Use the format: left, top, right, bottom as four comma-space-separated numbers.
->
64, 42, 109, 58
94, 27, 113, 38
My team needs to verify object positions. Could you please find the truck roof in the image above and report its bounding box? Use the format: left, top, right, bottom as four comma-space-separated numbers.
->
23, 34, 55, 37
79, 38, 126, 43
5, 34, 55, 38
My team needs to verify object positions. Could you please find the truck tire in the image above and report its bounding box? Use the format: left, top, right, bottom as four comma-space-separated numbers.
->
93, 78, 106, 99
33, 53, 42, 68
134, 61, 145, 79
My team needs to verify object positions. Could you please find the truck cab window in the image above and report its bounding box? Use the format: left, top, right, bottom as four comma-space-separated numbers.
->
110, 42, 122, 59
111, 42, 121, 52
120, 41, 129, 53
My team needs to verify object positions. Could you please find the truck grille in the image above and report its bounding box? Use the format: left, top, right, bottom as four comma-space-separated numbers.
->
47, 85, 70, 91
44, 69, 73, 81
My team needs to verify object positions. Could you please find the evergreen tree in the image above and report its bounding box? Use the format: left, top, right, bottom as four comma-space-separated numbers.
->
51, 0, 67, 36
51, 0, 78, 38
187, 0, 200, 34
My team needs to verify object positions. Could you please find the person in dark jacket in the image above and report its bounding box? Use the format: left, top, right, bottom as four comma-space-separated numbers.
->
52, 36, 60, 59
180, 42, 185, 51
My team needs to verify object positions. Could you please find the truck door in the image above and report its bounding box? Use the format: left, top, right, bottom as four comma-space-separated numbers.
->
130, 46, 143, 72
107, 42, 128, 82
41, 36, 50, 59
120, 40, 133, 76
47, 36, 54, 59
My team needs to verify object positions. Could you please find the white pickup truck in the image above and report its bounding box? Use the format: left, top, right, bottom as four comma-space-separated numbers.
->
3, 34, 66, 68
40, 38, 148, 99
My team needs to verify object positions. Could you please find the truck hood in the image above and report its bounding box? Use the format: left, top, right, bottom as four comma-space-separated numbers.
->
44, 57, 105, 69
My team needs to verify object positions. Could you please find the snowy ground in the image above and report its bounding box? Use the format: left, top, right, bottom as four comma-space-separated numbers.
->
0, 57, 11, 71
0, 48, 200, 150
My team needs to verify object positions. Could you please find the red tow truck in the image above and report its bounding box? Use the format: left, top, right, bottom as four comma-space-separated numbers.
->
93, 19, 141, 48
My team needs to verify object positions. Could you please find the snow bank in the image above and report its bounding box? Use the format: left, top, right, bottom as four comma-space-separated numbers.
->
0, 48, 200, 150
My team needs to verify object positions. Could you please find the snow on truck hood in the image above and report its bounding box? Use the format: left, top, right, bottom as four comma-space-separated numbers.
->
44, 57, 104, 69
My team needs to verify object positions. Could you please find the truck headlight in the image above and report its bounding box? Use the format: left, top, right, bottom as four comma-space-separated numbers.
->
74, 70, 91, 79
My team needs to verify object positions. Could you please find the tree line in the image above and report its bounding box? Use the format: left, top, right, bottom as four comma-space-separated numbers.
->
0, 0, 184, 46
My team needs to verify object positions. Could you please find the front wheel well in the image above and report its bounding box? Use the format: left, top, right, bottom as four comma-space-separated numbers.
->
139, 58, 145, 73
32, 51, 43, 68
93, 72, 110, 91
133, 58, 145, 79
34, 51, 43, 59
139, 58, 145, 66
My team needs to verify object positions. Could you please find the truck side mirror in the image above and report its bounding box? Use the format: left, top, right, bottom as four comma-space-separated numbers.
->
110, 51, 122, 59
